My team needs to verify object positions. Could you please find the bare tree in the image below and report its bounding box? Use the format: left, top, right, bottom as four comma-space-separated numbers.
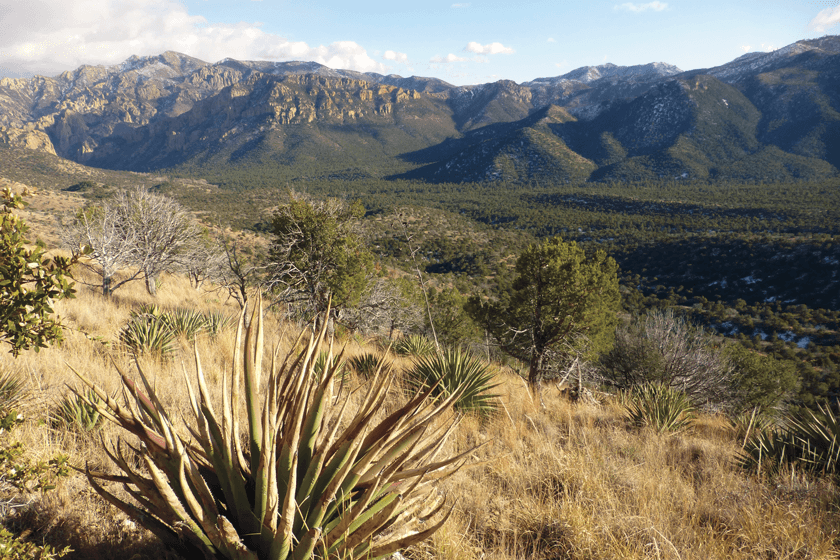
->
64, 187, 200, 296
340, 276, 423, 338
599, 308, 734, 408
216, 236, 268, 309
113, 187, 199, 296
64, 204, 141, 295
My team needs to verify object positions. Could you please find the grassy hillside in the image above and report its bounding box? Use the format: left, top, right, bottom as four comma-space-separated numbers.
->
0, 212, 839, 559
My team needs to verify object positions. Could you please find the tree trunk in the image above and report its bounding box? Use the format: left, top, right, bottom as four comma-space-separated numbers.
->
102, 275, 112, 297
528, 352, 543, 394
145, 273, 158, 296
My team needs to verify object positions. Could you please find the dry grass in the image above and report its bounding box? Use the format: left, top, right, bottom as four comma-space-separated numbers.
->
0, 272, 838, 560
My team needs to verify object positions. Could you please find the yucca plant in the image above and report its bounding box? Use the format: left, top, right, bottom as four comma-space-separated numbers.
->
71, 296, 478, 560
162, 308, 208, 340
740, 404, 840, 479
0, 370, 26, 416
406, 348, 500, 416
349, 353, 390, 380
624, 383, 696, 434
204, 311, 232, 336
393, 335, 435, 358
52, 389, 104, 432
119, 315, 177, 358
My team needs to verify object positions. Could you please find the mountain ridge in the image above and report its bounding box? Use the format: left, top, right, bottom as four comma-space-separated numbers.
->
0, 35, 838, 183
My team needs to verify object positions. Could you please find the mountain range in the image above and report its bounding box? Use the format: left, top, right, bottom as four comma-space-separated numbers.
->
1, 35, 838, 184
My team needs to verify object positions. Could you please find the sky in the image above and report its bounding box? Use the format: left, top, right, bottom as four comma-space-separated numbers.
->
0, 0, 838, 85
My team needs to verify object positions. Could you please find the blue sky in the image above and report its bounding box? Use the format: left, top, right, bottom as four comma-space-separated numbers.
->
1, 0, 838, 84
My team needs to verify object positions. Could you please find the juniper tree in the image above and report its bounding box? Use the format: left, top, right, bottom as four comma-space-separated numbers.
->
467, 236, 620, 389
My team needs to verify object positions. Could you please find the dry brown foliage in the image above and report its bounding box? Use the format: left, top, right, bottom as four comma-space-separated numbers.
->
0, 272, 838, 560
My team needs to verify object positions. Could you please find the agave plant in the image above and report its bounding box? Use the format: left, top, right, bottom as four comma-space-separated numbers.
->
71, 296, 478, 560
119, 315, 177, 358
393, 335, 435, 358
406, 348, 499, 416
624, 383, 696, 434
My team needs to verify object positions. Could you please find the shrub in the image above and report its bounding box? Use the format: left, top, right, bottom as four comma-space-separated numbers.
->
624, 383, 696, 434
118, 315, 177, 358
0, 527, 71, 559
203, 310, 232, 336
600, 309, 732, 408
406, 348, 499, 416
71, 297, 477, 559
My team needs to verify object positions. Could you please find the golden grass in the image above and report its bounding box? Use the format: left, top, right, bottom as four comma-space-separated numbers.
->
0, 272, 838, 560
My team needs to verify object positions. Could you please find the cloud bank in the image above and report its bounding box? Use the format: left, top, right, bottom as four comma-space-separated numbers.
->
430, 53, 467, 63
808, 6, 840, 33
614, 2, 668, 12
0, 0, 386, 76
464, 42, 514, 55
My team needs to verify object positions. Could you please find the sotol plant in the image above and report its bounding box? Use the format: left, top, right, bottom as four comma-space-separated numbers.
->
71, 296, 478, 560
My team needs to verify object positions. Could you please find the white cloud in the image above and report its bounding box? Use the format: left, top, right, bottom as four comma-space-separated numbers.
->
740, 45, 751, 53
614, 2, 668, 12
808, 6, 840, 33
430, 53, 467, 63
383, 50, 409, 64
464, 41, 514, 55
547, 37, 556, 43
554, 60, 568, 68
451, 3, 470, 7
0, 0, 386, 76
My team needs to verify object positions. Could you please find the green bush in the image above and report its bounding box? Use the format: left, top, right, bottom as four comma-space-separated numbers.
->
725, 344, 798, 414
406, 348, 499, 416
0, 528, 71, 559
624, 383, 696, 434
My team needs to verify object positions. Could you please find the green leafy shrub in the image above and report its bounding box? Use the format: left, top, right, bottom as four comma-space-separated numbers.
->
0, 528, 71, 559
406, 348, 499, 416
72, 298, 477, 559
394, 334, 436, 357
1, 187, 77, 356
348, 352, 390, 380
0, 441, 70, 493
624, 383, 696, 434
118, 316, 177, 358
52, 389, 104, 432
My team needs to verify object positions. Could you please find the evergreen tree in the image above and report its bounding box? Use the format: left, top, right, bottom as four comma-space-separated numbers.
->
467, 237, 620, 389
